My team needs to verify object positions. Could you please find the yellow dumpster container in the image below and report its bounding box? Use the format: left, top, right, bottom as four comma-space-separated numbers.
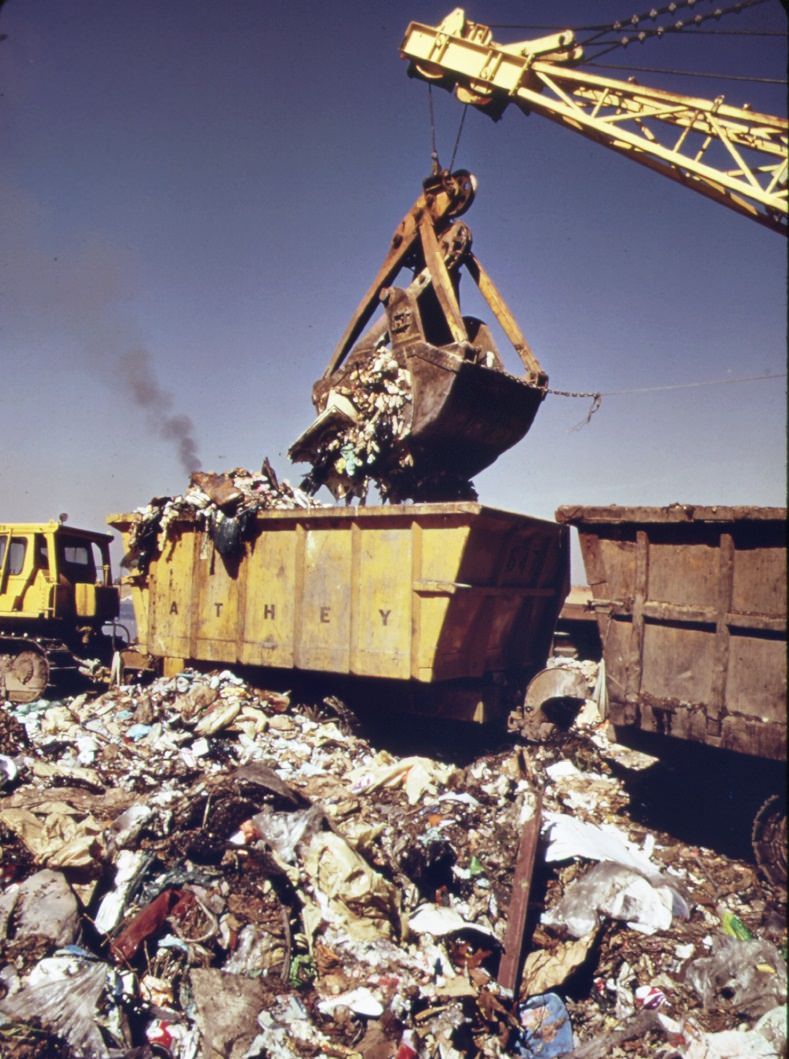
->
109, 502, 568, 697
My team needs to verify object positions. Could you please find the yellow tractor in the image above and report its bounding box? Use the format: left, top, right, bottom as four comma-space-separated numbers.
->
0, 521, 121, 703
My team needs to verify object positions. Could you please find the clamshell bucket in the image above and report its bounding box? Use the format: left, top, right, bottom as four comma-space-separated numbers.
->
289, 171, 547, 499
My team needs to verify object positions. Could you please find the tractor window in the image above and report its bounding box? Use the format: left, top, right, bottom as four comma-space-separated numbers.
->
0, 537, 6, 567
8, 538, 27, 576
57, 537, 97, 584
35, 535, 50, 570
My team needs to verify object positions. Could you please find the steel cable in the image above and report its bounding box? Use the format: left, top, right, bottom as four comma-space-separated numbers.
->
449, 105, 468, 172
581, 0, 772, 60
585, 61, 787, 83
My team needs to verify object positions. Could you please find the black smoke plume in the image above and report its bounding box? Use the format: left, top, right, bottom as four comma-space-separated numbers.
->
119, 350, 201, 473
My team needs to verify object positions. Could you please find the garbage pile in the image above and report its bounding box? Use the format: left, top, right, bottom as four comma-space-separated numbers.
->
0, 667, 785, 1058
291, 340, 478, 504
120, 461, 321, 572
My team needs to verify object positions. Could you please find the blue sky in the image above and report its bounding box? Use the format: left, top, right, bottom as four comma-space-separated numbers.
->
1, 1, 786, 577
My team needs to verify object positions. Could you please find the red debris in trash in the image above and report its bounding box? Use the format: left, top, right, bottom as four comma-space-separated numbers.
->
146, 1019, 175, 1049
111, 888, 189, 962
395, 1029, 419, 1058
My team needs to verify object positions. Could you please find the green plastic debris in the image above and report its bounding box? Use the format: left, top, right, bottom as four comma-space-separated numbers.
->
721, 911, 753, 940
289, 954, 316, 988
468, 855, 485, 877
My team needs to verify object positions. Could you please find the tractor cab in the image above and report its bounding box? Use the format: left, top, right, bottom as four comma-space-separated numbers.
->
0, 521, 119, 629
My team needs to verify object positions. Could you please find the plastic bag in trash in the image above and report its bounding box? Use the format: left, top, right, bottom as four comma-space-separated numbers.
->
209, 506, 256, 558
685, 935, 788, 1017
657, 1010, 783, 1059
0, 951, 122, 1059
511, 992, 574, 1058
245, 803, 326, 864
541, 861, 677, 938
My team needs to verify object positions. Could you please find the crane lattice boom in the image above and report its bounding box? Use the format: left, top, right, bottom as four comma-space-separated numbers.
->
401, 9, 788, 234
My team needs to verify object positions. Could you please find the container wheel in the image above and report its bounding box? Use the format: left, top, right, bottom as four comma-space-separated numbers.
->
751, 793, 787, 888
0, 648, 50, 705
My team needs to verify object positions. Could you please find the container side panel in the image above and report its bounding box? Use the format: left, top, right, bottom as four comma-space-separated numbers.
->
505, 596, 562, 670
726, 633, 787, 723
429, 517, 569, 679
498, 525, 561, 659
453, 514, 509, 583
419, 524, 470, 583
414, 521, 473, 681
721, 714, 787, 760
192, 542, 240, 663
590, 535, 638, 603
731, 542, 787, 618
132, 506, 570, 687
638, 699, 709, 743
641, 622, 715, 703
298, 528, 352, 672
497, 524, 557, 586
568, 508, 786, 760
414, 595, 454, 680
483, 597, 523, 670
148, 535, 194, 660
129, 584, 149, 650
451, 594, 495, 677
424, 594, 486, 681
239, 528, 297, 668
648, 540, 719, 608
355, 526, 412, 679
602, 619, 632, 713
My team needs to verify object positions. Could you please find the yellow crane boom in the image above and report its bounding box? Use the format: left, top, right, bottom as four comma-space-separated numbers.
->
401, 8, 788, 235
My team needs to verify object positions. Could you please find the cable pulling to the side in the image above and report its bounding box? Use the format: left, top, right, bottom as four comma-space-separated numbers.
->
538, 370, 787, 429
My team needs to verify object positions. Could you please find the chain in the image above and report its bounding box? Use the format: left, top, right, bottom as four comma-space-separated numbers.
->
534, 367, 785, 429
536, 385, 603, 429
540, 385, 601, 399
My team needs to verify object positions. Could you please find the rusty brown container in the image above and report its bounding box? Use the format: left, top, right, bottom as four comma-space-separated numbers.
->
555, 504, 787, 762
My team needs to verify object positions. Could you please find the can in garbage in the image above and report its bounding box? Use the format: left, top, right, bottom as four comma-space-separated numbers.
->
396, 1028, 419, 1058
146, 1018, 174, 1048
634, 985, 667, 1010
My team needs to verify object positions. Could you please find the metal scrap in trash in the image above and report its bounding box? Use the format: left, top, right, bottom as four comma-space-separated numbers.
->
121, 460, 322, 573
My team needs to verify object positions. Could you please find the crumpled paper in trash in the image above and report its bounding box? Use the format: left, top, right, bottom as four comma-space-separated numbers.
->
349, 752, 456, 805
0, 803, 105, 869
302, 830, 399, 943
521, 932, 597, 995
